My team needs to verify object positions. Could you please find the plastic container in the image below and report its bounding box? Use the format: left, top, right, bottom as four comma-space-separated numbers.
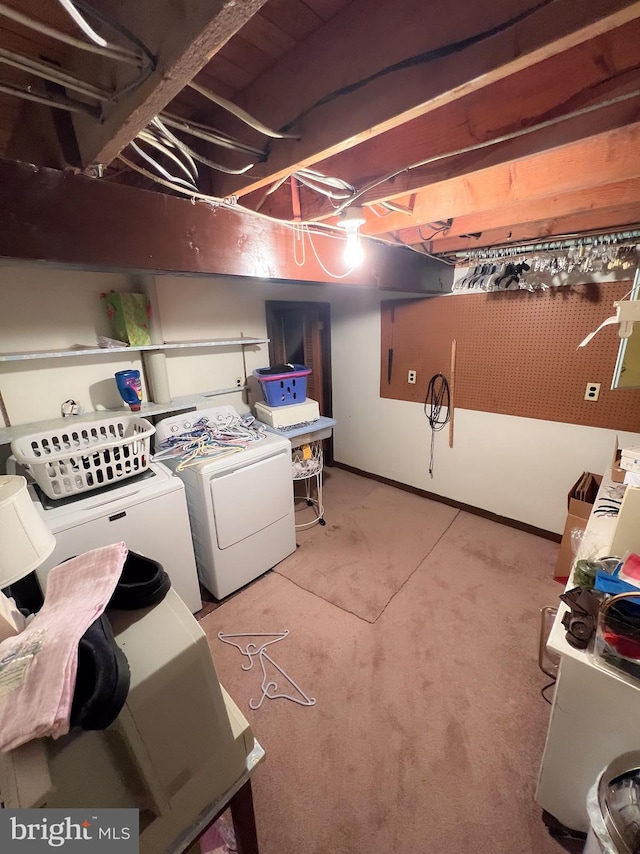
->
115, 369, 143, 411
253, 364, 311, 407
585, 750, 640, 853
11, 416, 155, 499
595, 591, 640, 681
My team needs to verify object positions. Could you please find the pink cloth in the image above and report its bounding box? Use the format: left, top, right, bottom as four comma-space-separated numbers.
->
0, 542, 128, 751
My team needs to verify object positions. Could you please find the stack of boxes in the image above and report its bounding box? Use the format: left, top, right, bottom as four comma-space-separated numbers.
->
253, 363, 320, 430
612, 439, 640, 486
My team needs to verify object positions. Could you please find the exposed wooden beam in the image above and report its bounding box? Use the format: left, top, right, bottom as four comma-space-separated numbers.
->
260, 89, 640, 221
395, 180, 640, 248
211, 0, 640, 199
360, 122, 640, 236
0, 158, 443, 292
69, 0, 269, 169
417, 205, 640, 254
255, 17, 640, 221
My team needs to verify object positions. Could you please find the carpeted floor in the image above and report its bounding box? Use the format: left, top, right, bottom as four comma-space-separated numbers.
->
278, 474, 458, 622
200, 468, 570, 854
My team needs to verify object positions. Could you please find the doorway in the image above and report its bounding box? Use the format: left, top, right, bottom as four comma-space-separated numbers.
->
265, 300, 333, 463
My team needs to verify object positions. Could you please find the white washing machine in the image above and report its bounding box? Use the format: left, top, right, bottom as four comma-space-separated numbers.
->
25, 460, 202, 613
155, 406, 296, 600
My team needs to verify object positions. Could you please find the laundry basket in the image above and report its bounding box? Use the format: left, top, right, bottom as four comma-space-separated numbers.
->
253, 364, 311, 406
11, 416, 155, 499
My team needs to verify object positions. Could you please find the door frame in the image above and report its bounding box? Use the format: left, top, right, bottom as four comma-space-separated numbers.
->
265, 300, 333, 463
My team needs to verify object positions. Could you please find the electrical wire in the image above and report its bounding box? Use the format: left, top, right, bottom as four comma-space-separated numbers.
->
0, 47, 111, 101
128, 140, 198, 191
424, 374, 450, 478
151, 116, 257, 176
137, 129, 198, 182
74, 0, 155, 67
328, 86, 640, 220
159, 113, 264, 157
541, 678, 556, 704
0, 3, 141, 65
0, 80, 100, 116
294, 172, 354, 201
278, 0, 554, 134
293, 223, 360, 279
188, 80, 299, 140
56, 0, 107, 47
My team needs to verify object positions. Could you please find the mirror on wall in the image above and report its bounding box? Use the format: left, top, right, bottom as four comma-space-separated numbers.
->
612, 269, 640, 389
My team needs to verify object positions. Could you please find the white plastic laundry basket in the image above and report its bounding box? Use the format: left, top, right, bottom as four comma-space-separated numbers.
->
11, 416, 155, 499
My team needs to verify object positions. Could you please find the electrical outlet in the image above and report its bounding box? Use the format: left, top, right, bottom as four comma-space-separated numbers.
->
235, 377, 243, 388
584, 382, 600, 401
408, 370, 417, 384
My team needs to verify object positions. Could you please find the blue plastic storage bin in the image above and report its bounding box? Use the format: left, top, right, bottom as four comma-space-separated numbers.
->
254, 364, 311, 407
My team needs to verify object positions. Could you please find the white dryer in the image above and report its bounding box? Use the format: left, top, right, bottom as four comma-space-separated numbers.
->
27, 461, 202, 613
156, 406, 296, 600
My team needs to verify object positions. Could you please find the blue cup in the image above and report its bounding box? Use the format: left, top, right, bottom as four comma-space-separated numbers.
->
115, 370, 142, 411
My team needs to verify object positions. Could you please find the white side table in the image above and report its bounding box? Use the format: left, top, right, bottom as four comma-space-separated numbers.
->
255, 417, 336, 530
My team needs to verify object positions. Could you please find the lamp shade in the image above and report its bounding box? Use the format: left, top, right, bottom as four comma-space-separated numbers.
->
0, 475, 55, 587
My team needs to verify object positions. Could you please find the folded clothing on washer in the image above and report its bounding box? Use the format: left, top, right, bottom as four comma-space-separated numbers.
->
0, 542, 128, 751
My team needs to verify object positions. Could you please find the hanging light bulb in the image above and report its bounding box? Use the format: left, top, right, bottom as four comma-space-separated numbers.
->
337, 207, 366, 267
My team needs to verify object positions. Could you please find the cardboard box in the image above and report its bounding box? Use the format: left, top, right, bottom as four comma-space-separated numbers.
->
103, 292, 151, 346
611, 438, 626, 484
554, 472, 602, 582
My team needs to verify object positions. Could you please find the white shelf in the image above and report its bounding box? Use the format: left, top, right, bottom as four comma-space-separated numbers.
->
0, 337, 268, 363
0, 387, 247, 445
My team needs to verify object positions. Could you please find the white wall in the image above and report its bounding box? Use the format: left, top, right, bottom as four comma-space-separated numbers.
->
329, 288, 640, 533
1, 265, 637, 535
0, 266, 145, 425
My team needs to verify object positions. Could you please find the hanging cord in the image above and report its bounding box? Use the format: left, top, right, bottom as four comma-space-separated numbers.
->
424, 374, 450, 478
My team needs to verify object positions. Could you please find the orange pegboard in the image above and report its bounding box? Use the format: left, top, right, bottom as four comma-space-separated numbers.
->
380, 282, 640, 431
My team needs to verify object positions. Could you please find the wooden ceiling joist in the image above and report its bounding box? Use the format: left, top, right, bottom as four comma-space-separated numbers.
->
209, 0, 640, 200
396, 180, 640, 251
422, 206, 640, 255
259, 91, 640, 222
69, 0, 269, 169
360, 122, 640, 236
254, 17, 640, 221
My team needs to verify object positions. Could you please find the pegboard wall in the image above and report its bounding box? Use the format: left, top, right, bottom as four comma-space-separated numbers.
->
380, 281, 640, 431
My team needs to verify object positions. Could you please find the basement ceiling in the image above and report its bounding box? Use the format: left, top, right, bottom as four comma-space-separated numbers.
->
1, 0, 640, 266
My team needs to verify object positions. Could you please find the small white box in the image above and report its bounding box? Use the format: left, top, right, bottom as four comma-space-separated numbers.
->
621, 445, 640, 473
255, 399, 320, 429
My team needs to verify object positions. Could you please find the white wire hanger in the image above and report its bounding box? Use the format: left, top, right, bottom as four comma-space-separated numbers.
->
218, 631, 316, 708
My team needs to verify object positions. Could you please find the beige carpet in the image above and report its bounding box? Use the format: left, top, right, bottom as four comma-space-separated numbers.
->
278, 469, 459, 621
200, 469, 567, 854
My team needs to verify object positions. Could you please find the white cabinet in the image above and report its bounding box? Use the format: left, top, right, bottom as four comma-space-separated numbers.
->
535, 472, 640, 832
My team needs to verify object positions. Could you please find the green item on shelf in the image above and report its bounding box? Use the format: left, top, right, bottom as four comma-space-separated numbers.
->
103, 292, 151, 347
